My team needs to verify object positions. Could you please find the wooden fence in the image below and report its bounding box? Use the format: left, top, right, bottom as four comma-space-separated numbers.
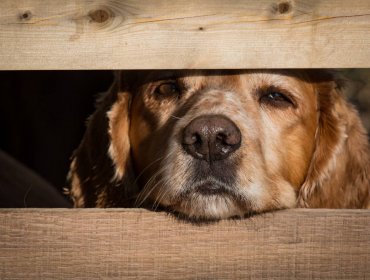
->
1, 209, 370, 279
1, 0, 370, 279
0, 0, 370, 69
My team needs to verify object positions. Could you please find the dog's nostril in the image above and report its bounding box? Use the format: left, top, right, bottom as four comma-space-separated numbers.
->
182, 115, 241, 162
216, 132, 236, 145
184, 133, 201, 145
216, 133, 226, 142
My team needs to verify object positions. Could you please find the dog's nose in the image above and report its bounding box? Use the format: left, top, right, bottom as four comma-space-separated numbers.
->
182, 115, 241, 162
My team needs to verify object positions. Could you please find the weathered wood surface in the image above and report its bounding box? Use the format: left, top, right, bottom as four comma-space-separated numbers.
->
1, 209, 370, 279
0, 0, 370, 70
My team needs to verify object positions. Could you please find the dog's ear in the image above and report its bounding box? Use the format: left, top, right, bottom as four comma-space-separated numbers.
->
298, 71, 370, 208
68, 71, 137, 207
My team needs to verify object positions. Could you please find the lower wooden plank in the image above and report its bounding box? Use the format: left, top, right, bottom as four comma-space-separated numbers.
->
1, 209, 370, 279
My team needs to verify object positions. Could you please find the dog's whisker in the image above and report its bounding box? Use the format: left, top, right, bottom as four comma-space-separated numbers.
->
152, 179, 173, 211
133, 156, 165, 186
135, 182, 156, 207
143, 170, 173, 211
133, 149, 176, 202
149, 175, 170, 208
134, 150, 177, 206
136, 175, 164, 207
135, 167, 167, 207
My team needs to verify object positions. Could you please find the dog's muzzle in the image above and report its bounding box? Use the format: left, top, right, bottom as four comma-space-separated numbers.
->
182, 114, 241, 162
181, 114, 241, 196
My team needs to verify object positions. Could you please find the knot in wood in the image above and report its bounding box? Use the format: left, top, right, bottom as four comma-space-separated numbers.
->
272, 1, 292, 15
19, 11, 32, 21
89, 9, 110, 23
278, 2, 292, 14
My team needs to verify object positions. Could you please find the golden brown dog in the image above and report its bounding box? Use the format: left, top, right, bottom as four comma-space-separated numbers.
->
68, 70, 370, 219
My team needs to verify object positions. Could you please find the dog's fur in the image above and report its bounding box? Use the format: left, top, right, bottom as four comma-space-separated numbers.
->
68, 70, 370, 219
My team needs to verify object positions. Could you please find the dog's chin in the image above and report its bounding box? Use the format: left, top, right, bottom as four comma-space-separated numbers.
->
171, 194, 245, 220
163, 181, 249, 220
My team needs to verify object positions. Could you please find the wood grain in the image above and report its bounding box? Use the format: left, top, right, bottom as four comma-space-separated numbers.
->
1, 209, 370, 279
0, 0, 369, 69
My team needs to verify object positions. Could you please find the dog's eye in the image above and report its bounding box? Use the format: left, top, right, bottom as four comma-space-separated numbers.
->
155, 82, 180, 98
259, 90, 294, 108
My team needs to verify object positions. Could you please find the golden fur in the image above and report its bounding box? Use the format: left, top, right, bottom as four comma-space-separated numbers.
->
68, 70, 370, 219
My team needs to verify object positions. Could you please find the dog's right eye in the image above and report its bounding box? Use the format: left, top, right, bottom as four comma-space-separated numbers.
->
154, 82, 181, 98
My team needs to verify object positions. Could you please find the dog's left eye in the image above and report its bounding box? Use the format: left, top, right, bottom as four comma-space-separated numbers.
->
259, 90, 295, 108
155, 82, 181, 98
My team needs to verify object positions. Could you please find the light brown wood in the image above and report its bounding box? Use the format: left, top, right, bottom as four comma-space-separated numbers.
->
1, 209, 370, 279
0, 0, 370, 69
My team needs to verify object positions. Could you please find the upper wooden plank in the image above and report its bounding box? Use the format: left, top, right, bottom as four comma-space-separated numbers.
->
1, 209, 370, 279
0, 0, 370, 69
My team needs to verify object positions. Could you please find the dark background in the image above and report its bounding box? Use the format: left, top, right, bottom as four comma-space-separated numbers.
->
0, 71, 113, 192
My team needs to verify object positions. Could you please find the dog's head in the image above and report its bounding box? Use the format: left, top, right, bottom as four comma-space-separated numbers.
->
68, 70, 370, 219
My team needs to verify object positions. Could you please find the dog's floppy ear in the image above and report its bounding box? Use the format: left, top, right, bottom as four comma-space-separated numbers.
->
68, 71, 137, 207
298, 71, 370, 208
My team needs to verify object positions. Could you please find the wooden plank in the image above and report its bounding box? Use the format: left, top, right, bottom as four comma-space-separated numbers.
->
0, 0, 370, 70
1, 209, 370, 279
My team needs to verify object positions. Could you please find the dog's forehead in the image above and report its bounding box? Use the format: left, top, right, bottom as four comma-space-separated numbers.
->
181, 71, 243, 89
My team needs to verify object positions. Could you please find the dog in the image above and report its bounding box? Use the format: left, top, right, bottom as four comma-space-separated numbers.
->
67, 70, 370, 220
